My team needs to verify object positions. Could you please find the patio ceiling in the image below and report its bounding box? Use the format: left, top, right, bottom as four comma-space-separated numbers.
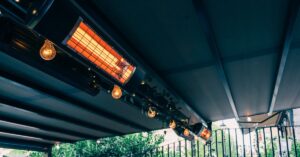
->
0, 0, 300, 151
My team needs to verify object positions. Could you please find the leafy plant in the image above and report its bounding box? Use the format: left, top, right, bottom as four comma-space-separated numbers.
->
29, 132, 163, 157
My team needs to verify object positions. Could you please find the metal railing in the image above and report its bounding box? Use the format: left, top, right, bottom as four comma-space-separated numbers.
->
133, 126, 300, 157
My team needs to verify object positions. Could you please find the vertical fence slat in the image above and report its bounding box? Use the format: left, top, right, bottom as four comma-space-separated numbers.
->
197, 140, 200, 157
263, 128, 267, 157
278, 127, 282, 157
185, 139, 187, 157
191, 141, 193, 157
249, 128, 252, 157
292, 126, 298, 157
203, 144, 206, 157
255, 129, 260, 157
270, 127, 274, 157
210, 141, 212, 157
228, 129, 231, 157
173, 142, 176, 157
242, 129, 245, 157
215, 130, 219, 157
221, 130, 225, 157
285, 126, 290, 157
179, 141, 181, 157
235, 129, 238, 157
168, 144, 170, 157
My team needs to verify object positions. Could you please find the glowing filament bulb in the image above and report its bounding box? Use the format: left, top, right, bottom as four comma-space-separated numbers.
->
40, 39, 56, 61
112, 85, 122, 99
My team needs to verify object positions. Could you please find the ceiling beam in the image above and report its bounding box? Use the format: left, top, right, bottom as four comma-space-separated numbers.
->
193, 0, 239, 120
0, 103, 99, 139
0, 69, 150, 132
268, 0, 300, 115
0, 136, 52, 152
0, 94, 123, 136
0, 124, 74, 143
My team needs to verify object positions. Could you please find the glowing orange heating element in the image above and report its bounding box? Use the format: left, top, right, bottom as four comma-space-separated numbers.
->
66, 21, 135, 84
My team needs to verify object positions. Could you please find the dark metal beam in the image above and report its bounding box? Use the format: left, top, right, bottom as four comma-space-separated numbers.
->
0, 69, 150, 132
0, 136, 52, 152
193, 0, 239, 120
0, 103, 99, 140
0, 123, 73, 143
268, 0, 300, 115
0, 93, 123, 136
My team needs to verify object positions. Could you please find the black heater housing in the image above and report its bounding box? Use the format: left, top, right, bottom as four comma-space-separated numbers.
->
33, 0, 144, 90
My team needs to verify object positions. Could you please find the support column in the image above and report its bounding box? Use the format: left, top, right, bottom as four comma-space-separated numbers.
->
46, 147, 52, 157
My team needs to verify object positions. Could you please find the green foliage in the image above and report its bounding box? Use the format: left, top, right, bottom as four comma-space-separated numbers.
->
28, 151, 45, 157
291, 141, 300, 157
29, 132, 163, 157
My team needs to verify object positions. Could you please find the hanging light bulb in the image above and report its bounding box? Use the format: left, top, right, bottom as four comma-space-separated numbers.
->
147, 107, 156, 118
40, 39, 56, 61
169, 119, 176, 129
111, 85, 122, 99
183, 128, 190, 136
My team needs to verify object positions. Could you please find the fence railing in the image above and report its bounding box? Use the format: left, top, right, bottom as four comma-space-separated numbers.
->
133, 126, 300, 157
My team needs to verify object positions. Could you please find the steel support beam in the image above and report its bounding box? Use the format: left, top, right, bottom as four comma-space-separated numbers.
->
268, 0, 300, 115
0, 123, 73, 143
0, 69, 150, 132
0, 136, 52, 152
47, 147, 52, 157
193, 0, 239, 120
0, 95, 122, 137
0, 102, 98, 139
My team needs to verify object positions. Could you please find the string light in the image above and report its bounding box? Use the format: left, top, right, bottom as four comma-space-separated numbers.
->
96, 139, 100, 144
32, 9, 37, 15
111, 85, 122, 99
40, 39, 56, 61
147, 107, 156, 118
169, 120, 176, 129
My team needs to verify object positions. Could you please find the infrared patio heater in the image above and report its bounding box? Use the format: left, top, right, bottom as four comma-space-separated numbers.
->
0, 0, 145, 96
